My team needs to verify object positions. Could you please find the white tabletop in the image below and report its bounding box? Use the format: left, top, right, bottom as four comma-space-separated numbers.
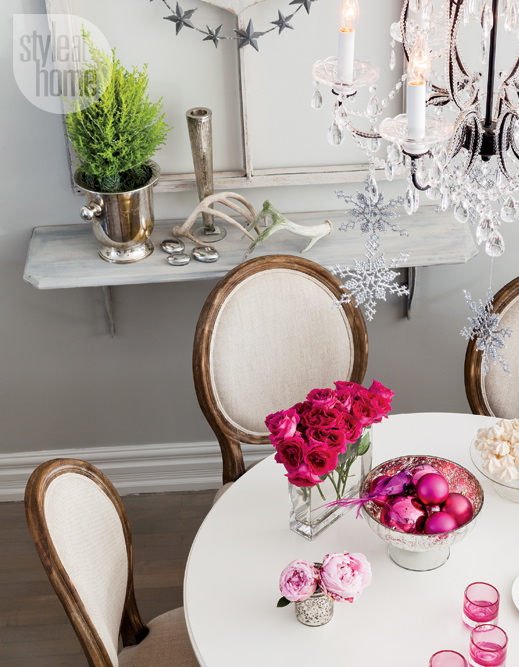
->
184, 413, 519, 666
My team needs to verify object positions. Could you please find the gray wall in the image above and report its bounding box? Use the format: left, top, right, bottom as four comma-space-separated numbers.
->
2, 0, 517, 458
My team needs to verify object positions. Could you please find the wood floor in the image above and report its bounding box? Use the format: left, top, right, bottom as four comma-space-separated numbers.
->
0, 489, 215, 667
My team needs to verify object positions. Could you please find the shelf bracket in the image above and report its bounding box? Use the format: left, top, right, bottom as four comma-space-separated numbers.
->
101, 286, 115, 337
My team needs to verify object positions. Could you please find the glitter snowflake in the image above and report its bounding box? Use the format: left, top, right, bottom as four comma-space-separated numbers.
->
335, 177, 407, 253
330, 252, 410, 321
460, 289, 512, 375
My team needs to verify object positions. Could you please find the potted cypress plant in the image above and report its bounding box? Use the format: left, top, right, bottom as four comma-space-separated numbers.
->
66, 32, 171, 263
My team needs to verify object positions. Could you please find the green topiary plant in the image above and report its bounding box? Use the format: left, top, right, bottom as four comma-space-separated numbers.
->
65, 31, 171, 193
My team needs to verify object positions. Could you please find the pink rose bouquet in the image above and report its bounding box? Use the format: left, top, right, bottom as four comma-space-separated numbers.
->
266, 380, 393, 501
277, 552, 371, 608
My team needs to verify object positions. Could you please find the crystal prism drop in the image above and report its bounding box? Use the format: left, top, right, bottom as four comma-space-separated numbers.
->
464, 1, 471, 24
367, 94, 382, 118
327, 121, 343, 146
505, 4, 517, 31
501, 197, 518, 222
367, 173, 379, 203
367, 136, 381, 152
413, 188, 420, 212
389, 49, 396, 71
409, 0, 421, 11
482, 2, 493, 37
429, 162, 443, 184
335, 104, 348, 126
470, 0, 481, 17
440, 193, 450, 212
390, 21, 403, 42
435, 146, 448, 168
481, 36, 489, 64
486, 230, 505, 256
311, 89, 323, 110
385, 159, 394, 181
426, 186, 441, 201
404, 186, 414, 215
455, 201, 470, 223
476, 217, 492, 244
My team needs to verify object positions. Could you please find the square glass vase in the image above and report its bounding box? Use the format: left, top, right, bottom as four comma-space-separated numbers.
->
288, 427, 373, 540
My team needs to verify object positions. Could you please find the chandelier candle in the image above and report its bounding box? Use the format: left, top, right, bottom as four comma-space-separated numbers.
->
406, 33, 431, 142
337, 0, 359, 84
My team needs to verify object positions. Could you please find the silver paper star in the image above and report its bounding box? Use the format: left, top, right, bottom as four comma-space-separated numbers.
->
460, 289, 512, 375
289, 0, 316, 14
330, 252, 410, 321
164, 3, 197, 34
234, 20, 264, 51
203, 24, 224, 48
271, 11, 294, 33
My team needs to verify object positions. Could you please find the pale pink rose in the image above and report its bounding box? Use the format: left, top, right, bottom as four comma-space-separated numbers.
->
306, 387, 337, 409
319, 552, 372, 603
368, 379, 395, 402
286, 464, 322, 487
265, 409, 299, 442
279, 560, 318, 602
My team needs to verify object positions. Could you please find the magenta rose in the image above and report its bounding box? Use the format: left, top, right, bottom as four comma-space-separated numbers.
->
304, 444, 339, 476
351, 390, 381, 427
302, 407, 344, 430
341, 413, 364, 443
265, 408, 300, 442
307, 426, 349, 453
334, 380, 362, 397
334, 390, 354, 411
319, 552, 372, 603
368, 379, 395, 402
279, 560, 318, 602
286, 464, 322, 487
306, 387, 337, 409
273, 436, 307, 473
364, 392, 392, 423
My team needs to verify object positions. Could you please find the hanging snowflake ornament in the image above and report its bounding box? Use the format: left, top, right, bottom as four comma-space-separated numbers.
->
460, 289, 512, 376
330, 252, 410, 322
336, 176, 407, 254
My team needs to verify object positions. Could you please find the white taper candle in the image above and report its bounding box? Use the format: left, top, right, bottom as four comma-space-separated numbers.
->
337, 28, 355, 84
407, 80, 426, 140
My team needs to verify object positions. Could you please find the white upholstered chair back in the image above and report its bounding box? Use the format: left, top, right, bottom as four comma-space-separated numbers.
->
465, 276, 519, 417
194, 255, 368, 483
25, 459, 149, 667
44, 473, 128, 666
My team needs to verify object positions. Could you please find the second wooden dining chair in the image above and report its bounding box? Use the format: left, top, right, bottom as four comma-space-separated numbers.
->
25, 458, 199, 667
465, 274, 519, 418
193, 254, 369, 486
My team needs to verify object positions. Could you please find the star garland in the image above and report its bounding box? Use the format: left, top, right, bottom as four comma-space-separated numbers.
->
460, 289, 513, 376
154, 0, 318, 49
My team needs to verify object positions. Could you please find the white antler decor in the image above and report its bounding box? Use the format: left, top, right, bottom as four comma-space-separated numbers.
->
172, 192, 258, 245
243, 201, 332, 260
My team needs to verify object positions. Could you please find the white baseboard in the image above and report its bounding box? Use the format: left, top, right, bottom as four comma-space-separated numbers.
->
0, 441, 273, 502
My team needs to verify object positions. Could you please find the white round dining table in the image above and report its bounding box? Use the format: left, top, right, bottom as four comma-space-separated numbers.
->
184, 413, 519, 666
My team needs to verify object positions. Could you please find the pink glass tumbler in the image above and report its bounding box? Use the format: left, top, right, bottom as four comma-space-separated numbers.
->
469, 625, 508, 667
463, 582, 499, 628
429, 650, 468, 666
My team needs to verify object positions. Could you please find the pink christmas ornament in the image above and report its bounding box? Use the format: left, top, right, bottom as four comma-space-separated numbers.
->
415, 473, 450, 506
381, 495, 427, 533
410, 464, 440, 486
423, 511, 458, 534
441, 492, 473, 527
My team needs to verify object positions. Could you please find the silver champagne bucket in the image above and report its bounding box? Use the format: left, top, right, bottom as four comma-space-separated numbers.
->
75, 161, 160, 263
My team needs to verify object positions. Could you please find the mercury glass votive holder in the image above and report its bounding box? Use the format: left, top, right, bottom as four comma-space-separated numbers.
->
463, 582, 499, 628
294, 589, 334, 627
430, 650, 468, 667
469, 625, 508, 667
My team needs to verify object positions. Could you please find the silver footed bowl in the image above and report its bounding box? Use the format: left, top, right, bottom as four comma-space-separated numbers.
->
360, 455, 484, 571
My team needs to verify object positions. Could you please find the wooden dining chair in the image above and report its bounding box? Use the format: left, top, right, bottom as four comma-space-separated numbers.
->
193, 254, 369, 487
465, 275, 519, 418
24, 459, 199, 667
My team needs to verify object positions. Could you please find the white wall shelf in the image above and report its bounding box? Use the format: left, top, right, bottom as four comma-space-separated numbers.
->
24, 207, 477, 290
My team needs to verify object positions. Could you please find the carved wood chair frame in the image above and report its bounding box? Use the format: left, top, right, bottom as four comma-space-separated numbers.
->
192, 254, 369, 484
464, 276, 519, 416
24, 458, 149, 667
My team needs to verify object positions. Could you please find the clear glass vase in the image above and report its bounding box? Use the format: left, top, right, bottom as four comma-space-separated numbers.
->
289, 426, 373, 540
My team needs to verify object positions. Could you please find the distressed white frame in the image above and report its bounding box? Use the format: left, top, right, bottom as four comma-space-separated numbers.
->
45, 0, 390, 194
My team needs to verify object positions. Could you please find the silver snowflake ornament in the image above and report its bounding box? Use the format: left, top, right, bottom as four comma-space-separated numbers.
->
460, 289, 512, 376
330, 253, 410, 321
336, 177, 407, 253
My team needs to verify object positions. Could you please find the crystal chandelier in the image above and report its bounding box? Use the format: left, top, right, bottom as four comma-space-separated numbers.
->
312, 0, 519, 257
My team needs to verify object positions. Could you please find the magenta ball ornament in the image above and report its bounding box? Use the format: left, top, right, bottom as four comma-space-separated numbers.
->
423, 511, 458, 534
415, 473, 450, 506
441, 492, 473, 527
411, 464, 440, 486
381, 495, 427, 533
